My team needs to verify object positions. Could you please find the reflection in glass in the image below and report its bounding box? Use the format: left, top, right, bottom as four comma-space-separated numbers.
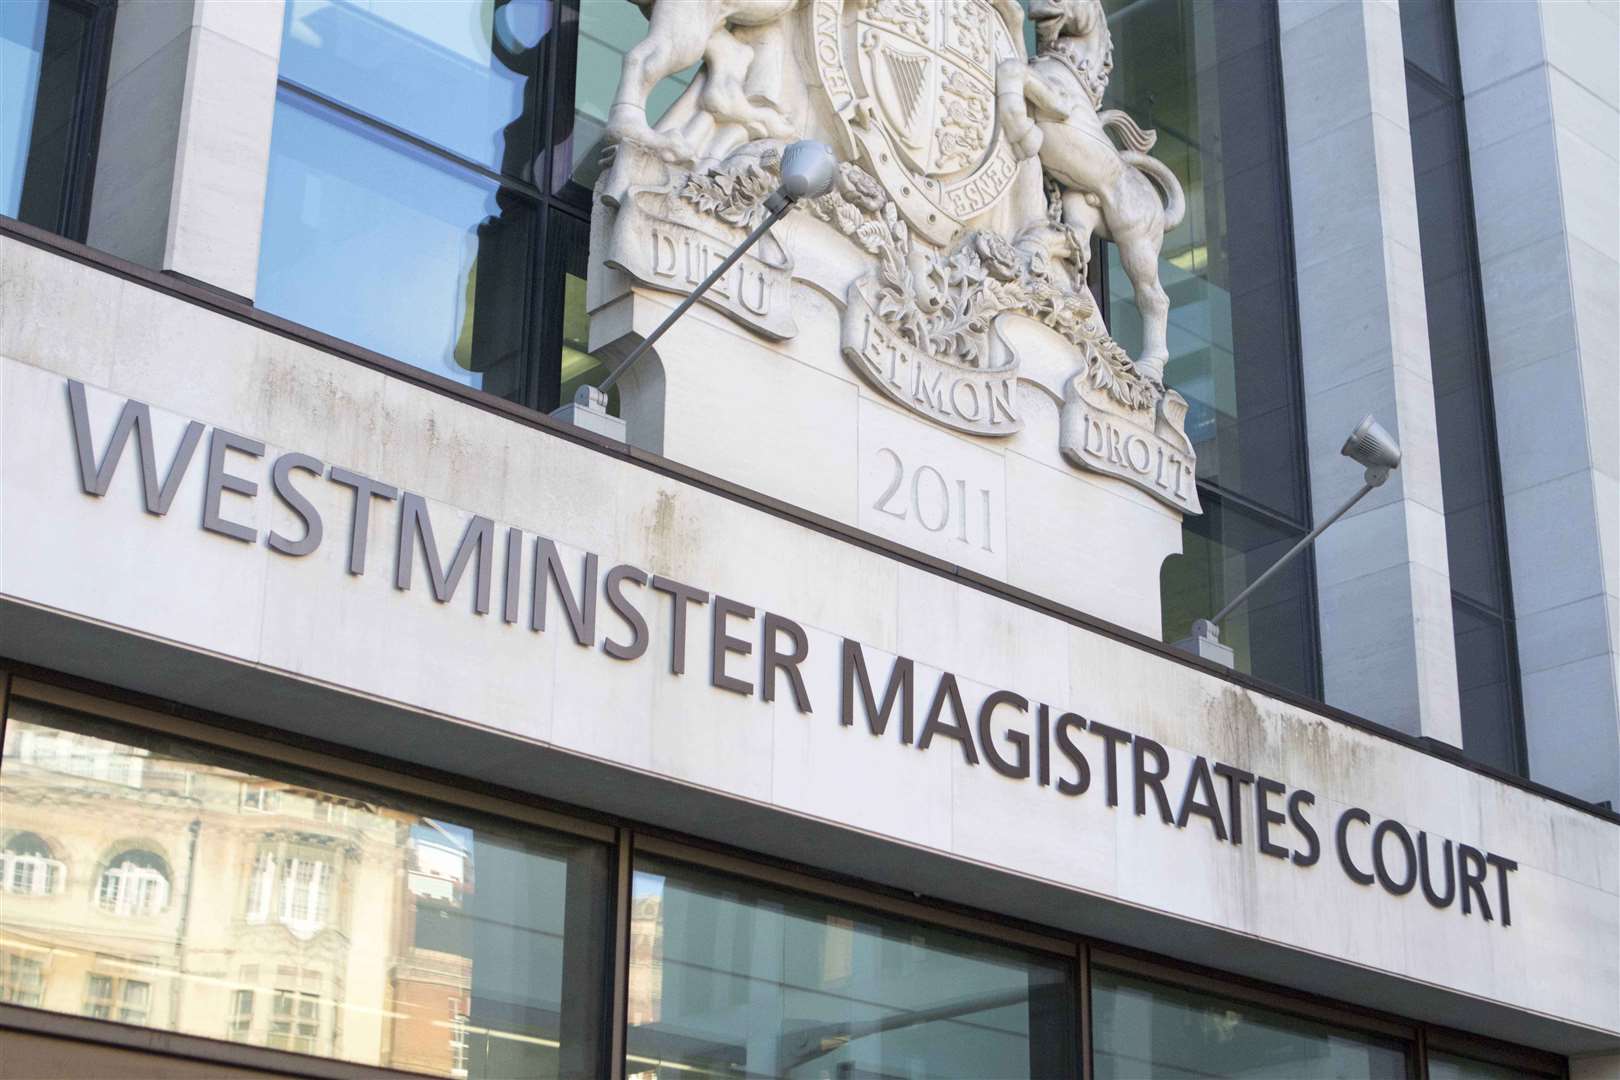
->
257, 88, 534, 397
0, 695, 611, 1078
1162, 492, 1318, 697
1102, 0, 1306, 521
1099, 0, 1316, 695
1452, 601, 1521, 776
279, 0, 549, 179
549, 210, 616, 414
1092, 968, 1408, 1079
1428, 1050, 1539, 1080
625, 856, 1075, 1079
1400, 0, 1524, 775
1, 0, 95, 233
563, 0, 696, 192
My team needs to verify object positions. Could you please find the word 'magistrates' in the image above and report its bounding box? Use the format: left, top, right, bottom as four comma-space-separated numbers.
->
65, 380, 1518, 927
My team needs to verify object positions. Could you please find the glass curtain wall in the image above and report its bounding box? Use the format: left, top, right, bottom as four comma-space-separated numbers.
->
256, 0, 590, 412
0, 0, 113, 239
0, 692, 613, 1077
624, 854, 1076, 1078
1097, 0, 1319, 696
1398, 0, 1526, 776
1091, 967, 1408, 1079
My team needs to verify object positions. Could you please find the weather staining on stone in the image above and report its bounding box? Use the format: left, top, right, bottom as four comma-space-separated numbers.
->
592, 0, 1200, 514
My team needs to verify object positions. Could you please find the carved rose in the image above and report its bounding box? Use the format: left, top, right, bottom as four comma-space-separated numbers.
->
835, 164, 886, 213
973, 232, 1021, 282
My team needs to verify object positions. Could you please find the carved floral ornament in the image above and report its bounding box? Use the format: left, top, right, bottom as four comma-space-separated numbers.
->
593, 0, 1199, 514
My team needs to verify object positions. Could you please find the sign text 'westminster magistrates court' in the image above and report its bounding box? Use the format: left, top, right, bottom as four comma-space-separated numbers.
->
64, 378, 1519, 928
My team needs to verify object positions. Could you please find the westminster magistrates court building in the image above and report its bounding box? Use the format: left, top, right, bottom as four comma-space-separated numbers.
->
0, 0, 1616, 1077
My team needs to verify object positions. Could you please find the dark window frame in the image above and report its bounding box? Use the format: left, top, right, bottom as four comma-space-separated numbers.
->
3, 0, 117, 241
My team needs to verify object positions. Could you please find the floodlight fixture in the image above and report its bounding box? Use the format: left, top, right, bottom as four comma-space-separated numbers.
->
1177, 414, 1402, 667
557, 140, 838, 438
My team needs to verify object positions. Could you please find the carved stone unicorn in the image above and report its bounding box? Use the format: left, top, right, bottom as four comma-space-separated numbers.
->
995, 0, 1185, 384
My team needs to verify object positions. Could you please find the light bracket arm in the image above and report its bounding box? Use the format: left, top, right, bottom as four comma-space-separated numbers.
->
1201, 464, 1391, 638
597, 193, 794, 396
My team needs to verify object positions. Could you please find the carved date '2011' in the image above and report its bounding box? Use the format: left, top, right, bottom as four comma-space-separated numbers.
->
872, 448, 994, 553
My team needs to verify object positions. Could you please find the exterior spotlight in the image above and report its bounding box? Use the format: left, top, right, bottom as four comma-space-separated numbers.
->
556, 140, 838, 439
1177, 414, 1402, 667
774, 139, 838, 202
1342, 414, 1401, 477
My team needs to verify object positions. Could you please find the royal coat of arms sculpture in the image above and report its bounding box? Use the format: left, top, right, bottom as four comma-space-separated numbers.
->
591, 0, 1200, 515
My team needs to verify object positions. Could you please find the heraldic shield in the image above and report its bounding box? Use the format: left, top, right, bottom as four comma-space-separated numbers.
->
813, 0, 1024, 247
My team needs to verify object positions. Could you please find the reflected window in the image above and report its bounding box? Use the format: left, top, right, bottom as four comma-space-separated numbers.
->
2, 831, 65, 896
84, 972, 151, 1023
96, 850, 170, 917
228, 989, 255, 1041
0, 951, 46, 1006
0, 692, 612, 1078
1093, 0, 1316, 695
625, 855, 1076, 1078
240, 840, 340, 939
0, 0, 112, 238
1092, 967, 1407, 1079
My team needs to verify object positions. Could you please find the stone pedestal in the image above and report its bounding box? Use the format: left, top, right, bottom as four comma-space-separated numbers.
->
580, 0, 1205, 639
588, 244, 1187, 638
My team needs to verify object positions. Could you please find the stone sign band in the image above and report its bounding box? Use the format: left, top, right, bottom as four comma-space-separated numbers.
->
62, 377, 1521, 931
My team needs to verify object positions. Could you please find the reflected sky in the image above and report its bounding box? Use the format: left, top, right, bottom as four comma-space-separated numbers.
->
256, 88, 528, 389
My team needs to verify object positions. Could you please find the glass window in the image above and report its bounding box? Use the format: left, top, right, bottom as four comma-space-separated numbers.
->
279, 0, 550, 179
1093, 0, 1317, 694
1091, 968, 1407, 1079
259, 0, 580, 406
0, 692, 612, 1078
559, 0, 697, 194
1399, 0, 1525, 775
257, 89, 537, 397
2, 831, 65, 896
625, 854, 1076, 1078
0, 950, 46, 1006
96, 849, 171, 917
0, 0, 109, 238
83, 972, 150, 1023
1162, 492, 1319, 698
1427, 1051, 1527, 1080
1102, 0, 1307, 522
